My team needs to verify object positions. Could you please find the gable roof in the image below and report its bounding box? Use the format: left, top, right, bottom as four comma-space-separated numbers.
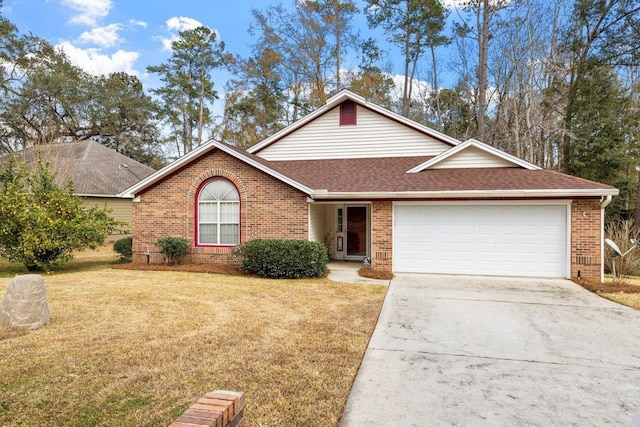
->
270, 157, 617, 199
406, 138, 542, 172
0, 140, 155, 197
122, 91, 618, 200
247, 90, 461, 156
120, 140, 314, 198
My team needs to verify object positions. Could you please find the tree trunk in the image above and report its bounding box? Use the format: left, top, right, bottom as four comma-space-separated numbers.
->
477, 0, 489, 142
430, 44, 443, 131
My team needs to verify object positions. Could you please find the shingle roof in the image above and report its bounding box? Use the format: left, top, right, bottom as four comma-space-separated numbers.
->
0, 141, 156, 196
269, 157, 616, 194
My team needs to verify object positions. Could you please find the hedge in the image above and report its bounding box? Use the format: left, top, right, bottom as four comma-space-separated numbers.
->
233, 239, 328, 278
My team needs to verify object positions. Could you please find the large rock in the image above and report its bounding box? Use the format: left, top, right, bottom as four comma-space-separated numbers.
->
0, 274, 50, 330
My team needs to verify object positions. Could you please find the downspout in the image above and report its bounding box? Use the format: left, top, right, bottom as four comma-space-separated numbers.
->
600, 195, 612, 282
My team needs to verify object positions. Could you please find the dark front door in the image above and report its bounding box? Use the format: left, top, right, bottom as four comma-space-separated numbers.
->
346, 206, 368, 258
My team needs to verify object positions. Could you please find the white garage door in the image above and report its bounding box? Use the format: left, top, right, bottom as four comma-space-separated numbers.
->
393, 204, 568, 277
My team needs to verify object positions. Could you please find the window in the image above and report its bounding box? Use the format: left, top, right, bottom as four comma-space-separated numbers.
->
340, 101, 357, 125
197, 178, 239, 245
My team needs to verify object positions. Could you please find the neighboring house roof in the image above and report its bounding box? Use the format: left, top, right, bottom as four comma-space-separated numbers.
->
121, 89, 619, 200
0, 140, 155, 197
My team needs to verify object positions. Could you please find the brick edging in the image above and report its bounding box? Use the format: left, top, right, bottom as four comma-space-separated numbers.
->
170, 390, 245, 427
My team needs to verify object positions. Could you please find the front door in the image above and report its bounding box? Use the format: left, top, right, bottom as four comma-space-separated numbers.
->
346, 206, 368, 259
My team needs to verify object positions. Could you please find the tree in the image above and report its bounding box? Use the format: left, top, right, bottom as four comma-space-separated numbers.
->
0, 157, 120, 271
348, 38, 395, 108
365, 0, 450, 118
0, 31, 162, 166
453, 0, 509, 141
221, 49, 287, 148
148, 26, 229, 156
310, 0, 358, 90
559, 0, 640, 172
564, 61, 637, 220
92, 72, 164, 168
434, 87, 474, 139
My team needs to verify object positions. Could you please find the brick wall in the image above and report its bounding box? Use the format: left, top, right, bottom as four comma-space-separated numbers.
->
132, 149, 309, 264
571, 199, 602, 282
371, 201, 393, 272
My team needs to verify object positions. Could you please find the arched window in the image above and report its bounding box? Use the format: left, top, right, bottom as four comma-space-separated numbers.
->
197, 178, 240, 245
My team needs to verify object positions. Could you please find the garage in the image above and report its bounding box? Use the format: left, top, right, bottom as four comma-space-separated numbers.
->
393, 203, 569, 278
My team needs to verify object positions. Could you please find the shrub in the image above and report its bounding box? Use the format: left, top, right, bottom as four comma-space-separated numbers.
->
113, 237, 133, 262
156, 237, 189, 265
604, 220, 640, 278
233, 239, 328, 278
0, 157, 121, 271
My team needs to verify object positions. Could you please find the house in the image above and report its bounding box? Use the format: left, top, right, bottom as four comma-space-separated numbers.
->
122, 90, 618, 282
0, 140, 156, 240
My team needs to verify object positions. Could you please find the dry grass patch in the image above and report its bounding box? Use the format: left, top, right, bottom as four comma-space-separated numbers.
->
600, 293, 640, 310
0, 245, 120, 278
575, 276, 640, 311
0, 268, 386, 426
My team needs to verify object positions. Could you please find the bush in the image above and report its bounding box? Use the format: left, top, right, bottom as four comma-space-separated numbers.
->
604, 220, 640, 278
113, 237, 133, 262
0, 157, 121, 271
233, 239, 328, 279
156, 237, 189, 265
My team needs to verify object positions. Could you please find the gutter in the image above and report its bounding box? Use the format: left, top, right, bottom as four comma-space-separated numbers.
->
310, 188, 620, 200
600, 195, 612, 208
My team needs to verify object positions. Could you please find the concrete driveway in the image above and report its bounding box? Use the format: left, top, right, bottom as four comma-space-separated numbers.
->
339, 274, 640, 426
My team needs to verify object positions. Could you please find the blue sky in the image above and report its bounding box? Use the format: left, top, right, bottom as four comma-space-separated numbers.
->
2, 0, 461, 94
2, 0, 269, 87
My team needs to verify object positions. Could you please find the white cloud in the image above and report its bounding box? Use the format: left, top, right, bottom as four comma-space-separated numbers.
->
129, 19, 147, 28
78, 23, 122, 48
61, 0, 112, 26
158, 16, 204, 51
56, 41, 139, 76
165, 16, 203, 32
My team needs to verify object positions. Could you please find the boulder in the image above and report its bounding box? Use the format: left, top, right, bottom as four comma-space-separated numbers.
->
0, 274, 50, 330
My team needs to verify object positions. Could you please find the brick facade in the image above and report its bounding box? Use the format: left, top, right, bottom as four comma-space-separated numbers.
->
571, 198, 602, 282
131, 147, 605, 282
371, 201, 393, 272
132, 149, 309, 264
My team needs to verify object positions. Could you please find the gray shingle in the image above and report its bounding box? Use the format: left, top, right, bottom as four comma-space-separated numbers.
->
0, 141, 156, 196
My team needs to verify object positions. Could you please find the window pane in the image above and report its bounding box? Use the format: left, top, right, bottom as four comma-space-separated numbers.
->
220, 202, 239, 223
220, 224, 239, 244
201, 224, 218, 244
199, 202, 217, 223
199, 224, 217, 244
199, 183, 217, 201
220, 183, 239, 201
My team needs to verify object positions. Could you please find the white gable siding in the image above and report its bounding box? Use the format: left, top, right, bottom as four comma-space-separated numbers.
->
429, 146, 518, 169
257, 106, 452, 160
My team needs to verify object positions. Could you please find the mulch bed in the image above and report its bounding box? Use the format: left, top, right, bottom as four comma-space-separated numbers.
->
575, 279, 640, 294
358, 267, 394, 280
112, 262, 331, 279
112, 262, 245, 276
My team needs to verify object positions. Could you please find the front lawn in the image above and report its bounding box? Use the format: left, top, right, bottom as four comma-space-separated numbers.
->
601, 276, 640, 310
0, 265, 386, 426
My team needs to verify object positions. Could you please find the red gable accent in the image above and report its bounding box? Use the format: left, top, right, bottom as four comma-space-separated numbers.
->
340, 101, 357, 125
